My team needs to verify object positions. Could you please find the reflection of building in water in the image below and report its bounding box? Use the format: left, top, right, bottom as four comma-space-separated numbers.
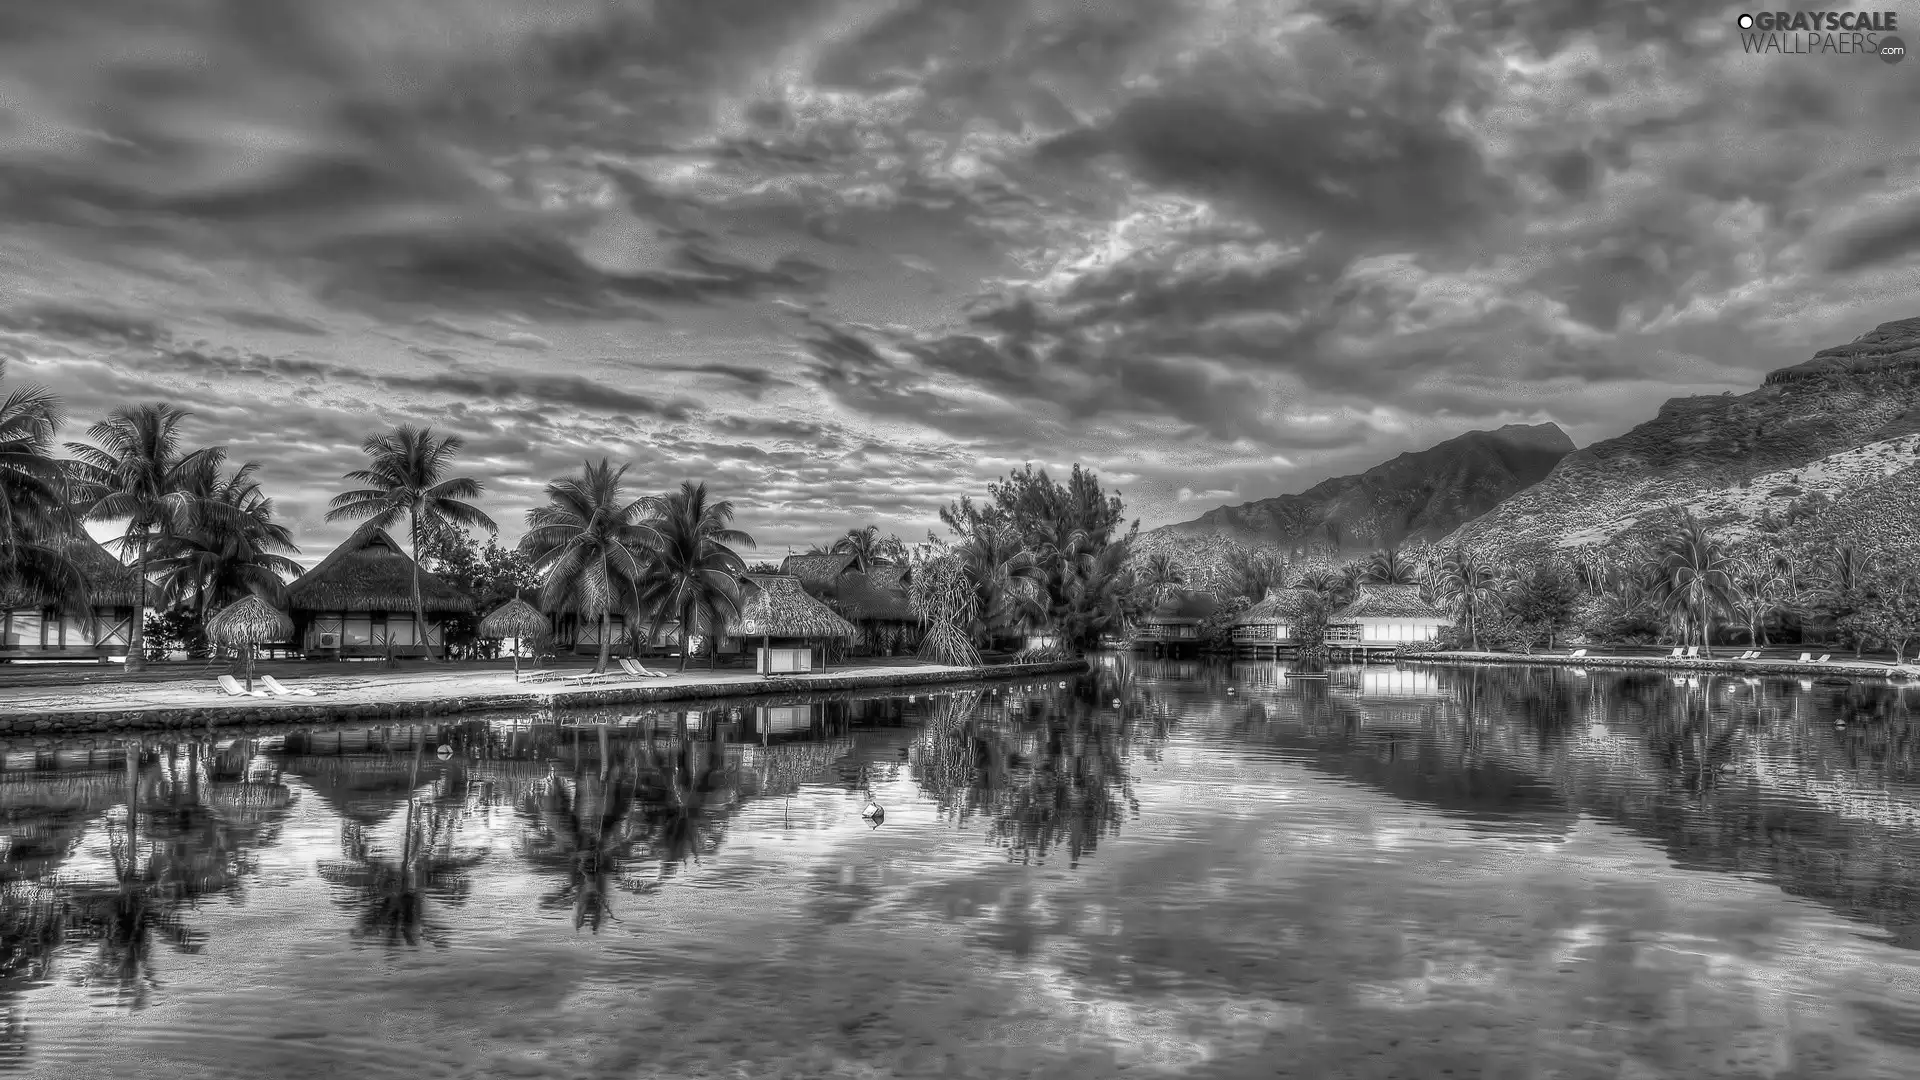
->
754, 704, 819, 737
1355, 668, 1442, 700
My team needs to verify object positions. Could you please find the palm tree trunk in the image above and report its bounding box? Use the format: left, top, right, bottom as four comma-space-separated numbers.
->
409, 514, 431, 661
595, 610, 613, 674
678, 601, 691, 674
126, 534, 151, 673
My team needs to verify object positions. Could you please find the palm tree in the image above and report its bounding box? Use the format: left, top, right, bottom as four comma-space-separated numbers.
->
152, 462, 303, 623
956, 523, 1048, 644
1135, 553, 1187, 610
65, 404, 232, 671
0, 362, 85, 612
1360, 547, 1418, 585
325, 426, 496, 660
1435, 546, 1500, 651
829, 526, 905, 574
636, 481, 755, 673
1057, 541, 1142, 652
1648, 513, 1739, 657
520, 459, 661, 675
1725, 556, 1789, 648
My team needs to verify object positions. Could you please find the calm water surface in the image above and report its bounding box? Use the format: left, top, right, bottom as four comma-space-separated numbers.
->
6, 657, 1920, 1079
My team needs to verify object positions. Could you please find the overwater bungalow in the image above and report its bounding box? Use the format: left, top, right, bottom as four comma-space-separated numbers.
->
1324, 584, 1449, 654
1231, 587, 1323, 656
724, 573, 857, 674
0, 535, 143, 661
285, 523, 473, 660
780, 553, 920, 657
1133, 592, 1220, 655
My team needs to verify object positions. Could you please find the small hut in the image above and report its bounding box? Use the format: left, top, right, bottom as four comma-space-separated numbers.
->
0, 535, 144, 661
1327, 584, 1449, 646
723, 573, 856, 674
479, 597, 548, 678
1232, 588, 1323, 653
1133, 592, 1220, 655
206, 595, 294, 691
779, 554, 918, 656
285, 523, 473, 660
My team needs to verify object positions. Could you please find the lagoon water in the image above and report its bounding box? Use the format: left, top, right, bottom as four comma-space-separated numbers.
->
6, 656, 1920, 1078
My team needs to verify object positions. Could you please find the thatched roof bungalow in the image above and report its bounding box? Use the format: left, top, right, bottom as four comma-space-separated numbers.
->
0, 535, 144, 659
1326, 584, 1448, 645
780, 554, 919, 656
724, 573, 855, 673
285, 524, 473, 658
1135, 591, 1220, 647
1231, 588, 1323, 646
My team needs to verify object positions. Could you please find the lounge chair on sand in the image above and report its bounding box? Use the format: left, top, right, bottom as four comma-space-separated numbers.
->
1568, 649, 1588, 658
560, 670, 611, 684
1667, 648, 1684, 659
260, 675, 318, 697
1817, 654, 1832, 663
518, 670, 560, 683
1797, 653, 1813, 663
217, 674, 267, 698
619, 659, 669, 678
1683, 646, 1701, 660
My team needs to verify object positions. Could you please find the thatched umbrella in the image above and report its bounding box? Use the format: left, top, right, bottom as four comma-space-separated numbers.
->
206, 595, 293, 691
480, 597, 549, 679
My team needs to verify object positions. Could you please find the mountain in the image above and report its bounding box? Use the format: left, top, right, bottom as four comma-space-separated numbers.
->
1445, 316, 1920, 559
1146, 423, 1576, 556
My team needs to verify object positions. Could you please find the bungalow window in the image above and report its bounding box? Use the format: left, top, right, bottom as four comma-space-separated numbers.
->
6, 611, 44, 648
384, 614, 417, 647
59, 613, 92, 647
343, 616, 374, 647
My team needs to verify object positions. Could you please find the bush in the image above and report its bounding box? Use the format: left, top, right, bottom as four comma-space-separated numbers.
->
142, 608, 208, 662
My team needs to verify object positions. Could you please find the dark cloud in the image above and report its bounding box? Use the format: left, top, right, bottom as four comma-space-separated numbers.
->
375, 371, 696, 421
0, 303, 165, 348
1821, 200, 1920, 274
212, 309, 332, 336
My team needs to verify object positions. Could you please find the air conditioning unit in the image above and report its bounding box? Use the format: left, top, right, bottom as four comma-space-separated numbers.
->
317, 633, 340, 649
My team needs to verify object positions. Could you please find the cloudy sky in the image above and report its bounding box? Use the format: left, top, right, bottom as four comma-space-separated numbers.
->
5, 0, 1920, 565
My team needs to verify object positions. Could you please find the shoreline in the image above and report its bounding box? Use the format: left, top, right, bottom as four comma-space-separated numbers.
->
1400, 650, 1920, 680
0, 658, 1092, 736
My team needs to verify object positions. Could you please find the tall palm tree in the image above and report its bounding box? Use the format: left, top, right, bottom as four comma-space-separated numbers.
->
1057, 540, 1142, 652
829, 525, 905, 574
1725, 556, 1788, 648
0, 362, 85, 612
1435, 546, 1500, 651
636, 481, 755, 673
65, 404, 232, 671
325, 426, 496, 660
152, 462, 303, 623
1649, 514, 1739, 657
1360, 547, 1418, 585
520, 459, 661, 675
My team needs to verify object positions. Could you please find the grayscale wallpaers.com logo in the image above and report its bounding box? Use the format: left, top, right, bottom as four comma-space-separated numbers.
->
1735, 10, 1903, 60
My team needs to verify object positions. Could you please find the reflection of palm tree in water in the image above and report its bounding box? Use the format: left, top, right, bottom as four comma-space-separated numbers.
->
315, 740, 486, 947
629, 712, 737, 880
519, 726, 638, 931
910, 689, 1143, 868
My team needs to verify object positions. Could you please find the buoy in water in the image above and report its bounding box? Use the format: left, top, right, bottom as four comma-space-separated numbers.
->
862, 800, 885, 824
1111, 699, 1121, 707
436, 744, 453, 758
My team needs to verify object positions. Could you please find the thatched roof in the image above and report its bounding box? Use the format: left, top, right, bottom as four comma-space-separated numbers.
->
726, 574, 855, 639
206, 595, 294, 645
286, 523, 473, 614
1234, 588, 1321, 625
1337, 584, 1447, 621
781, 552, 856, 591
1145, 591, 1220, 623
833, 565, 915, 622
0, 533, 145, 610
480, 597, 549, 639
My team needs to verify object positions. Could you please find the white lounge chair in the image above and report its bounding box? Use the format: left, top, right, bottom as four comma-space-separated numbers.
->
1568, 649, 1588, 658
260, 675, 318, 697
1816, 653, 1832, 663
560, 670, 611, 684
1667, 648, 1684, 659
1739, 651, 1757, 660
1683, 647, 1700, 660
1797, 653, 1813, 663
518, 670, 561, 683
619, 658, 669, 679
217, 674, 267, 698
